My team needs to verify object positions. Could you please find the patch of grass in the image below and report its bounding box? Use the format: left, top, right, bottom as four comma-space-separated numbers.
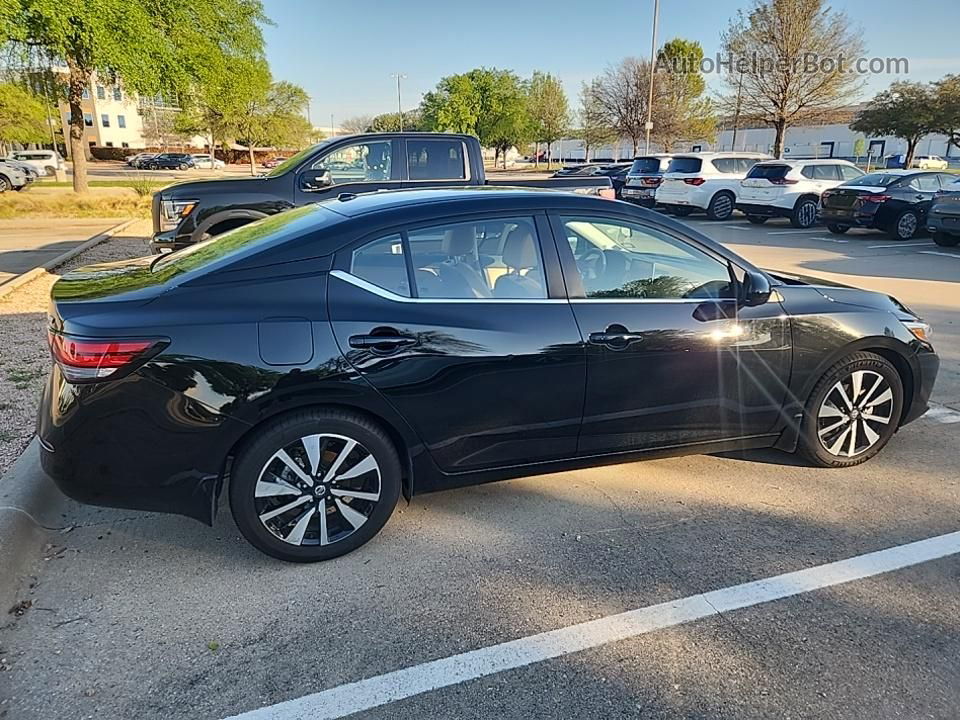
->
7, 367, 44, 384
0, 191, 151, 219
38, 180, 172, 190
207, 641, 220, 652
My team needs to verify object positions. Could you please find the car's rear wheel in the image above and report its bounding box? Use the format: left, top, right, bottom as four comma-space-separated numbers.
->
178, 163, 188, 170
44, 165, 56, 176
933, 231, 960, 247
791, 197, 819, 228
797, 351, 903, 468
0, 175, 9, 193
230, 409, 401, 562
746, 215, 768, 224
826, 223, 850, 234
889, 210, 919, 240
148, 163, 158, 170
706, 191, 735, 220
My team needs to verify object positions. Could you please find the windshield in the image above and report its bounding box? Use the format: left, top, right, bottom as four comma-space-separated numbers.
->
264, 139, 336, 177
667, 157, 702, 173
629, 157, 663, 174
847, 173, 901, 187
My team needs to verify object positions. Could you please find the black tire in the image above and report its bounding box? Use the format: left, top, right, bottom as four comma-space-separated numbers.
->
826, 223, 850, 234
746, 215, 768, 224
178, 163, 188, 170
229, 408, 402, 562
706, 191, 735, 220
44, 166, 56, 176
0, 175, 9, 193
790, 197, 820, 228
888, 210, 919, 240
148, 163, 158, 170
932, 231, 960, 247
670, 206, 693, 217
797, 351, 903, 468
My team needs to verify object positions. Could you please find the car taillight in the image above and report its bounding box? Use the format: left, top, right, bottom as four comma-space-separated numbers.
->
861, 194, 890, 203
768, 178, 798, 185
643, 177, 662, 186
49, 332, 164, 383
682, 177, 706, 186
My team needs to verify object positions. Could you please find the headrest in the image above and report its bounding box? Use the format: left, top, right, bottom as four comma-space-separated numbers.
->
502, 227, 538, 269
442, 225, 476, 256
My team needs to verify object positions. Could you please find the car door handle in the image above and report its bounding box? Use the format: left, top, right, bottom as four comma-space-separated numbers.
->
348, 333, 417, 351
588, 330, 643, 347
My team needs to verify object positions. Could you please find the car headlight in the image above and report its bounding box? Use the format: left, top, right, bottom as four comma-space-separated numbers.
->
901, 320, 933, 343
160, 199, 197, 230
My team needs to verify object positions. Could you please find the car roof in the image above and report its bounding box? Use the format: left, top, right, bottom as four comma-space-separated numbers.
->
753, 158, 857, 166
865, 169, 932, 176
671, 152, 771, 158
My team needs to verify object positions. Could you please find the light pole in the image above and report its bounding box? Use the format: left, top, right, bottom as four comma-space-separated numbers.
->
391, 73, 407, 131
330, 113, 335, 136
644, 0, 660, 154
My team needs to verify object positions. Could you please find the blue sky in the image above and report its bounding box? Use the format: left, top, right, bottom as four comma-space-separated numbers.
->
262, 0, 960, 130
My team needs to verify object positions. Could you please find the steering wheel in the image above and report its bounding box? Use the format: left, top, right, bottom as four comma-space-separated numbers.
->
576, 247, 607, 284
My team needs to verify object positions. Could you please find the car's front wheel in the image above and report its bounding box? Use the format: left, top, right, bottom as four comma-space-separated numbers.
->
746, 215, 768, 224
178, 163, 188, 170
670, 206, 693, 217
0, 175, 9, 193
230, 409, 401, 562
933, 231, 960, 247
797, 351, 903, 468
826, 223, 850, 234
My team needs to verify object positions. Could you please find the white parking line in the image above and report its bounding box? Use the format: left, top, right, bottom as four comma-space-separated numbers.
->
767, 229, 824, 235
222, 531, 960, 720
919, 250, 960, 259
810, 236, 849, 243
721, 225, 752, 231
866, 242, 934, 249
924, 403, 960, 424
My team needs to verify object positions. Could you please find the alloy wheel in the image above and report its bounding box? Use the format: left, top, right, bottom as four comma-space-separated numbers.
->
817, 370, 894, 457
711, 194, 733, 219
254, 433, 381, 546
796, 200, 818, 227
896, 212, 918, 239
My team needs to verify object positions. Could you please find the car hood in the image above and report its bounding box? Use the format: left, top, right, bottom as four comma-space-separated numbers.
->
766, 269, 916, 317
159, 175, 268, 199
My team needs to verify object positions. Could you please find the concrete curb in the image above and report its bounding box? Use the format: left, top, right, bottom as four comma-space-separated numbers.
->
0, 218, 138, 300
0, 440, 65, 612
0, 219, 137, 610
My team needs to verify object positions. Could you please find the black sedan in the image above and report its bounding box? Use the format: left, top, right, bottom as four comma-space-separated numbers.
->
927, 175, 960, 247
146, 153, 195, 170
820, 169, 957, 240
38, 188, 938, 562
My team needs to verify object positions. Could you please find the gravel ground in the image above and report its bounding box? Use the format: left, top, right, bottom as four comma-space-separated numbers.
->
0, 221, 151, 475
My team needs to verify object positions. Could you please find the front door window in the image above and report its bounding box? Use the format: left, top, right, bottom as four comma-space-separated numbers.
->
312, 141, 393, 183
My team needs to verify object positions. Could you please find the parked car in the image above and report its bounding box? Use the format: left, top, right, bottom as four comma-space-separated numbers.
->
190, 154, 225, 169
262, 156, 288, 169
926, 176, 960, 247
655, 152, 771, 220
2, 157, 41, 186
553, 163, 604, 177
146, 153, 195, 170
39, 188, 938, 561
820, 169, 957, 240
129, 153, 157, 168
595, 163, 632, 198
621, 155, 674, 207
10, 149, 65, 176
0, 159, 31, 193
913, 155, 949, 170
736, 159, 865, 228
150, 132, 614, 253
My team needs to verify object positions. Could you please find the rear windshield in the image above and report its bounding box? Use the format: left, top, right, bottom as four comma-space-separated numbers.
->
667, 157, 702, 173
630, 157, 663, 174
847, 173, 901, 187
747, 164, 790, 180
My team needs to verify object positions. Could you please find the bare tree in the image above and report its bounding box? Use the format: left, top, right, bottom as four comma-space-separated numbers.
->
340, 114, 374, 134
578, 80, 617, 161
593, 58, 650, 156
720, 0, 864, 158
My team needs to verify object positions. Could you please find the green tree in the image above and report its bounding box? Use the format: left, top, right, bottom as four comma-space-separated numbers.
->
0, 82, 49, 152
421, 73, 481, 135
226, 78, 311, 173
933, 75, 960, 153
578, 80, 616, 163
853, 137, 866, 164
2, 0, 268, 192
527, 72, 568, 168
370, 109, 424, 132
653, 39, 715, 151
720, 0, 864, 158
851, 82, 937, 169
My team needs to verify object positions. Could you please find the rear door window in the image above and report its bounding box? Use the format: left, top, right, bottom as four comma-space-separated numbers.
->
910, 175, 941, 192
406, 139, 466, 180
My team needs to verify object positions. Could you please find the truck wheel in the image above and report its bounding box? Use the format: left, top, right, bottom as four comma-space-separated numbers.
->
933, 231, 960, 247
826, 224, 850, 234
791, 197, 820, 228
706, 191, 735, 220
746, 215, 768, 224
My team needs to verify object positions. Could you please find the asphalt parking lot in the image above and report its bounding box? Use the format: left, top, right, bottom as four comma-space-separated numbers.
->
1, 214, 958, 720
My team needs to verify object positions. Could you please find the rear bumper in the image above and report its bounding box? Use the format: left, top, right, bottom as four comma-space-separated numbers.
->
736, 202, 792, 218
926, 212, 960, 236
819, 206, 878, 228
37, 367, 247, 525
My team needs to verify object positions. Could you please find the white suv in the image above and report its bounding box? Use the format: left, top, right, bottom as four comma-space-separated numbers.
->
737, 159, 864, 228
655, 152, 771, 220
11, 149, 65, 176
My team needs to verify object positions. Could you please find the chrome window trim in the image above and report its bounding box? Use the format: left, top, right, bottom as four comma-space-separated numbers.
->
570, 297, 732, 304
330, 270, 565, 304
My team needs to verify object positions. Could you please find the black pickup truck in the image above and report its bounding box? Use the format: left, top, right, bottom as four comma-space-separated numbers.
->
151, 132, 614, 252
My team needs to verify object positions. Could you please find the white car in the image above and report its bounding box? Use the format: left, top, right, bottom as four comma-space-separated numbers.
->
191, 154, 225, 169
913, 155, 949, 170
655, 152, 771, 220
0, 160, 30, 193
736, 159, 865, 228
10, 149, 65, 176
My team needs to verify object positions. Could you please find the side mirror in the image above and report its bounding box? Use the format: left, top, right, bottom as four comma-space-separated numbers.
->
740, 270, 772, 307
300, 169, 332, 192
